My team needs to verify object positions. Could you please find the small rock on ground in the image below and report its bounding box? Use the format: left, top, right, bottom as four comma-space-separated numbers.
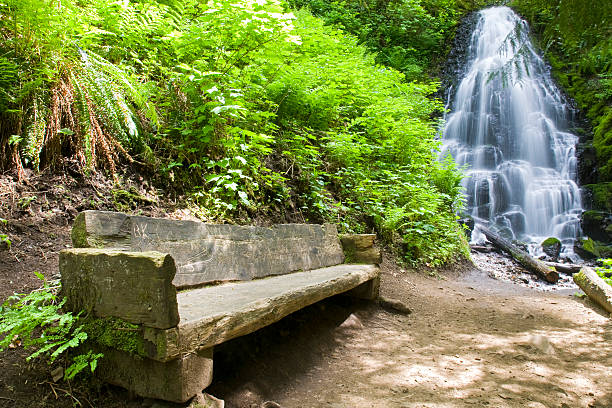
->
378, 296, 412, 314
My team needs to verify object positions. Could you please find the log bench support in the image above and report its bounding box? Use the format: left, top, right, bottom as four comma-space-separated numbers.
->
60, 211, 381, 403
97, 347, 214, 403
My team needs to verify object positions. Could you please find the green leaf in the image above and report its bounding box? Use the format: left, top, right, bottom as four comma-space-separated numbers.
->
238, 190, 251, 206
8, 135, 22, 145
57, 128, 74, 135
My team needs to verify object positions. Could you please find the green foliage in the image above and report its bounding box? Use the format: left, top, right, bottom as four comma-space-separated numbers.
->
583, 183, 612, 212
0, 0, 470, 266
0, 274, 102, 380
0, 235, 11, 249
286, 0, 488, 80
0, 217, 9, 249
0, 0, 158, 172
511, 0, 612, 183
255, 12, 469, 263
595, 259, 612, 287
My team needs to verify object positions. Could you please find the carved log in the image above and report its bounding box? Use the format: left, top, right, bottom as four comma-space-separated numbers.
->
573, 267, 612, 314
480, 226, 559, 283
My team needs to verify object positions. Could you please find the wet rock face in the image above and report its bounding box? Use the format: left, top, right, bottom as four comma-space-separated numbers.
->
581, 210, 612, 244
437, 11, 480, 102
577, 144, 598, 186
541, 237, 562, 260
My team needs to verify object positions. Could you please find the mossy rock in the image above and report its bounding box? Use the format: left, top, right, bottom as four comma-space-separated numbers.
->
541, 237, 561, 259
583, 183, 612, 212
592, 108, 612, 181
574, 238, 612, 260
581, 210, 612, 243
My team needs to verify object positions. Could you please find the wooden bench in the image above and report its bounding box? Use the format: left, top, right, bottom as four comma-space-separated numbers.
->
59, 211, 381, 403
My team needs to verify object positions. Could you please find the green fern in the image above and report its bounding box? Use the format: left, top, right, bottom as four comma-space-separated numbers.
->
21, 98, 47, 170
66, 49, 159, 169
0, 274, 103, 380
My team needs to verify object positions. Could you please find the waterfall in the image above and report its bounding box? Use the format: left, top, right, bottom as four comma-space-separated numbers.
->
441, 6, 583, 258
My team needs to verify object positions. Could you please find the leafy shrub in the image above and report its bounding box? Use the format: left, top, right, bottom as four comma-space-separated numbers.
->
287, 0, 471, 80
0, 0, 158, 173
0, 218, 9, 249
595, 259, 612, 287
0, 0, 470, 266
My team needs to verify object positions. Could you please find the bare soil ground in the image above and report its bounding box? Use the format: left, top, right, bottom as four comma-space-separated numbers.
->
1, 173, 610, 408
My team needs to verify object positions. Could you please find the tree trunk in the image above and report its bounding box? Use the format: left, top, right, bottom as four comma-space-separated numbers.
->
573, 267, 612, 314
479, 226, 559, 283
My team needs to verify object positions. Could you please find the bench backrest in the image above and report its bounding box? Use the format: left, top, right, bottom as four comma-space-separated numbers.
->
71, 211, 345, 288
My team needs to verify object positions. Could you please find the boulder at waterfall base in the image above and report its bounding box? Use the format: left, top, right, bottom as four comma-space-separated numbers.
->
541, 237, 562, 260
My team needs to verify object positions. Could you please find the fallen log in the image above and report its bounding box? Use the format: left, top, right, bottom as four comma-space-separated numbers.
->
479, 226, 559, 283
544, 262, 582, 275
573, 267, 612, 314
470, 245, 495, 253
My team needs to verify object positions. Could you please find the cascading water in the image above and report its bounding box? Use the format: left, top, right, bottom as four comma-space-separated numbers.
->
441, 6, 583, 259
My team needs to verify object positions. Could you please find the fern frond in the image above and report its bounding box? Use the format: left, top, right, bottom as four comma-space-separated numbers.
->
85, 50, 158, 127
21, 98, 47, 170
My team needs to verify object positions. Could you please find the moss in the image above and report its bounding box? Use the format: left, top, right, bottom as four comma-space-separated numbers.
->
541, 237, 561, 247
583, 183, 612, 212
583, 238, 599, 257
111, 187, 155, 212
342, 246, 356, 263
81, 317, 146, 357
577, 237, 612, 259
593, 108, 612, 181
597, 244, 612, 258
582, 210, 605, 224
70, 213, 88, 248
573, 270, 587, 287
156, 335, 166, 358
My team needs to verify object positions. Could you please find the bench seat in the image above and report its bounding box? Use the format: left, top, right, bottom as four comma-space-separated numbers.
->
169, 264, 379, 358
60, 211, 381, 403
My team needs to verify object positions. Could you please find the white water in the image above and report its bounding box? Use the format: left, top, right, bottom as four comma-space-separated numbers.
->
441, 7, 582, 258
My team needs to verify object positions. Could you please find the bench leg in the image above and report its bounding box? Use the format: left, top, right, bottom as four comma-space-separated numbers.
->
345, 276, 380, 300
96, 347, 214, 403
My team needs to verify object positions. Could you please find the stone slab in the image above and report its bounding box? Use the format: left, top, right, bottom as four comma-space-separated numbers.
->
142, 264, 380, 361
96, 346, 213, 403
72, 211, 345, 288
59, 248, 179, 329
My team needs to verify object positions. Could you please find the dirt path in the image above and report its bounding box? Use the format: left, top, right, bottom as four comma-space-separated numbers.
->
211, 259, 612, 408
